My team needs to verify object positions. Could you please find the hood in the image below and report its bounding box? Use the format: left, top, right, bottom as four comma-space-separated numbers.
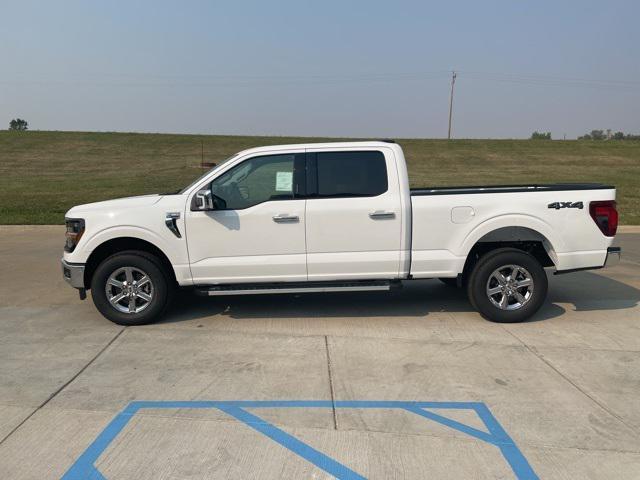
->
65, 194, 163, 217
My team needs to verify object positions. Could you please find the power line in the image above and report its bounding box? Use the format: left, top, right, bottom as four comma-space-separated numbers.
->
460, 70, 640, 86
1, 70, 638, 91
458, 71, 640, 91
0, 71, 452, 87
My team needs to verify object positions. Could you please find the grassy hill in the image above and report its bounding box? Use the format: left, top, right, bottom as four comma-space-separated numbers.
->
1, 130, 638, 224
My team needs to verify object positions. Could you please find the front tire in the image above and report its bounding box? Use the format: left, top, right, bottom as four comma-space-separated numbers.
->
467, 248, 547, 323
90, 251, 173, 325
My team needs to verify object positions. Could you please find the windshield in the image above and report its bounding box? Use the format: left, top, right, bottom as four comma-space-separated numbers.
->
178, 154, 240, 194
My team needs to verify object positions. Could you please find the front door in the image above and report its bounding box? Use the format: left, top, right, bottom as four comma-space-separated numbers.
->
185, 152, 307, 284
304, 148, 403, 280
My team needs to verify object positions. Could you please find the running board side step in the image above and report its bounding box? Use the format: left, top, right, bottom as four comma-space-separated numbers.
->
194, 280, 396, 296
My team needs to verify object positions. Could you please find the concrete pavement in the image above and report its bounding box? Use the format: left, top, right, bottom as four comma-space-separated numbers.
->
0, 226, 639, 479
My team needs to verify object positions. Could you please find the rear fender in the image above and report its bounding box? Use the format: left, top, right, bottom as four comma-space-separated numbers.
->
460, 214, 563, 263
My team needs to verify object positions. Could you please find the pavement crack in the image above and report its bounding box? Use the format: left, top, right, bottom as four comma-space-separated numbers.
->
530, 344, 636, 433
0, 326, 127, 447
501, 325, 638, 433
324, 335, 338, 430
455, 341, 477, 352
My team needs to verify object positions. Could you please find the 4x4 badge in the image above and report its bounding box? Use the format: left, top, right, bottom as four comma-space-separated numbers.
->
548, 201, 583, 210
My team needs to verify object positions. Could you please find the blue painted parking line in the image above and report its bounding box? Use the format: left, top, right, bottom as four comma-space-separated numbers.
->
61, 401, 539, 480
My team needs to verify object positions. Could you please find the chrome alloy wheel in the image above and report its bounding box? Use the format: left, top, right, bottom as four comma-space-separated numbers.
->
105, 266, 154, 314
485, 264, 534, 311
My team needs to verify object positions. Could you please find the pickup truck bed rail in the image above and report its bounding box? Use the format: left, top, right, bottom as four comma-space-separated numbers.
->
410, 183, 613, 196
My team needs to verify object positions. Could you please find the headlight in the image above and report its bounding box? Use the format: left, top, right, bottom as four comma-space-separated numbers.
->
64, 218, 85, 252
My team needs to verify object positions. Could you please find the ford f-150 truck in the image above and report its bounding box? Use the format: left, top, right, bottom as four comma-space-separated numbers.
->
62, 141, 620, 325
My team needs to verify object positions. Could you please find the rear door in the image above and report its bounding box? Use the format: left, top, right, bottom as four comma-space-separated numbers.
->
304, 148, 402, 280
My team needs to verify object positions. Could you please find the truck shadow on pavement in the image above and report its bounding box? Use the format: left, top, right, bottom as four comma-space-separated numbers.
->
160, 271, 639, 325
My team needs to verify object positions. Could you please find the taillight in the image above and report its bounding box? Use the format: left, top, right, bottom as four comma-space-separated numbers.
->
589, 201, 618, 237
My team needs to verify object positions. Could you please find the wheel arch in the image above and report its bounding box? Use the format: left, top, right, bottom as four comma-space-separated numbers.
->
461, 225, 558, 280
462, 215, 563, 253
84, 237, 177, 289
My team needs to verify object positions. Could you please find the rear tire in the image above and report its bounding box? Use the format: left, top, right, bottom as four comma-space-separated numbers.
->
467, 248, 547, 323
90, 251, 173, 325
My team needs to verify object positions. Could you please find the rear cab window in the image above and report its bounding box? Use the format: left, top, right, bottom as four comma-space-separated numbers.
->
308, 151, 388, 198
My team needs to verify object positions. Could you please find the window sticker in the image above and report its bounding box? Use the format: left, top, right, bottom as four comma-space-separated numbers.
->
275, 171, 293, 192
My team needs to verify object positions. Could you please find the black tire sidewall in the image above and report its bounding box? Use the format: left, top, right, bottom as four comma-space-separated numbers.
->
469, 249, 548, 323
91, 252, 170, 325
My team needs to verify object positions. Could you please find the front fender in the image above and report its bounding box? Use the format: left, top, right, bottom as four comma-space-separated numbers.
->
78, 225, 181, 265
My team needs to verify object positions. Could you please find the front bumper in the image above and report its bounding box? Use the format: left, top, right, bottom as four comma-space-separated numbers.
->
61, 259, 85, 288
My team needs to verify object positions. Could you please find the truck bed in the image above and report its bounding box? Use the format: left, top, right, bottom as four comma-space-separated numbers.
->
408, 181, 616, 277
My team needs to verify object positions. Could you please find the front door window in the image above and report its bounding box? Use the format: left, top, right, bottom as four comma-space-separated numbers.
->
210, 154, 296, 210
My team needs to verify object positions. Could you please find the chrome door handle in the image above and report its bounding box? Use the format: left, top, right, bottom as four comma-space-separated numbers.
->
273, 214, 299, 223
368, 210, 395, 219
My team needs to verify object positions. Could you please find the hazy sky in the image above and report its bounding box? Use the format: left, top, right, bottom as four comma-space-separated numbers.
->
1, 0, 638, 139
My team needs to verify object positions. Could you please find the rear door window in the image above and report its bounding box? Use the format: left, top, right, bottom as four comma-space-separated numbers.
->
314, 151, 387, 198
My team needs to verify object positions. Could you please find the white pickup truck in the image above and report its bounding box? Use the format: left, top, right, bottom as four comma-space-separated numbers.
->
62, 141, 620, 325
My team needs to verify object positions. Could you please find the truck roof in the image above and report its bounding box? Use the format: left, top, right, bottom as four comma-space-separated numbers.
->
235, 140, 401, 157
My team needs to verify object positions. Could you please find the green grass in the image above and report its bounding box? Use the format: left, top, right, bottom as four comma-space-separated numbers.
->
1, 130, 639, 224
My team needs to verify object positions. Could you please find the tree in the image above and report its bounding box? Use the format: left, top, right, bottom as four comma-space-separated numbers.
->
580, 130, 640, 140
530, 131, 551, 140
9, 119, 28, 131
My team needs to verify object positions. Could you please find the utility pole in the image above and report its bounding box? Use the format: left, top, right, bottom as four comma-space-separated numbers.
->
447, 71, 457, 140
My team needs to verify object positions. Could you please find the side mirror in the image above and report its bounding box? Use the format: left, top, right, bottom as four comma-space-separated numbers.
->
191, 189, 227, 211
192, 189, 213, 211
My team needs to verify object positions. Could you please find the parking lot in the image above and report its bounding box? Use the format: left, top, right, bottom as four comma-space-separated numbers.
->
0, 226, 638, 479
